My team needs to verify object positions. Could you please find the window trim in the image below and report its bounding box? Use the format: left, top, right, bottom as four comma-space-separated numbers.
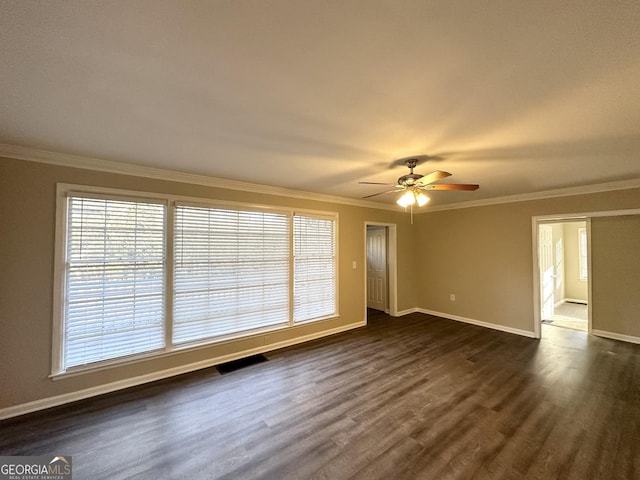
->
52, 184, 339, 378
52, 187, 173, 376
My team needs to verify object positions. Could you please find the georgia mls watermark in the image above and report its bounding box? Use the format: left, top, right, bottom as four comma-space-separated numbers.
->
0, 456, 72, 480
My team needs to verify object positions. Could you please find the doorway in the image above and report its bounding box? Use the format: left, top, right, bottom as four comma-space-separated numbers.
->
535, 219, 590, 335
364, 222, 398, 321
366, 226, 388, 312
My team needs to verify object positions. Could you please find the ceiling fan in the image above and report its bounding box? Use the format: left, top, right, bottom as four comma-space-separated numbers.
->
359, 158, 479, 208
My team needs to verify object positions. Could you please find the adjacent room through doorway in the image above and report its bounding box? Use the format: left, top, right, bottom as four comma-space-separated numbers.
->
538, 220, 589, 333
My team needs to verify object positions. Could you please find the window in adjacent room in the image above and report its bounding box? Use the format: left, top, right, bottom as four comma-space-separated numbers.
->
578, 227, 588, 281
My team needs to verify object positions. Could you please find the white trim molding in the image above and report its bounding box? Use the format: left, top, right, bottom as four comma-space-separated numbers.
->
592, 329, 640, 345
423, 178, 640, 212
394, 307, 420, 317
0, 321, 365, 420
3, 143, 640, 213
0, 143, 398, 211
417, 308, 537, 338
363, 222, 399, 320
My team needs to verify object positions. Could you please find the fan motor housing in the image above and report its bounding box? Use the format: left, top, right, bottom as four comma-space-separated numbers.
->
398, 173, 423, 186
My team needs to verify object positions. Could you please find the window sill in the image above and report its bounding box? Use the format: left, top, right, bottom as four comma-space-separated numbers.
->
50, 315, 340, 380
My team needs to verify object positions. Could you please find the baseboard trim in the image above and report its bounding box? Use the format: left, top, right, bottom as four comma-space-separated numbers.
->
0, 321, 365, 420
591, 329, 640, 345
564, 298, 588, 305
417, 308, 537, 338
393, 307, 420, 317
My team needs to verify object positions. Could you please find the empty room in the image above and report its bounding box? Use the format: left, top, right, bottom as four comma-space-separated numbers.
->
1, 1, 640, 479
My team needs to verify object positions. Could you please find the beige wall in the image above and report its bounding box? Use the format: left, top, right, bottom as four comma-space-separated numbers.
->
2, 155, 640, 413
0, 158, 416, 410
415, 202, 535, 332
563, 221, 588, 302
591, 215, 640, 337
414, 190, 640, 334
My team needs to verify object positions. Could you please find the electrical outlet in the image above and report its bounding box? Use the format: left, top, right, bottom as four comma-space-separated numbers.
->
449, 294, 456, 301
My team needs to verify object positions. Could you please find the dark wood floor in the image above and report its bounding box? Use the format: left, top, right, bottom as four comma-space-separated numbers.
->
1, 311, 639, 479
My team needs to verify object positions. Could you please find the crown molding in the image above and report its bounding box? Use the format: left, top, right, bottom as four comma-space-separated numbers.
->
0, 143, 399, 211
422, 178, 640, 212
4, 143, 639, 213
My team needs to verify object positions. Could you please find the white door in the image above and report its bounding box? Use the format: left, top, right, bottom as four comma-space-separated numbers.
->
539, 224, 555, 320
367, 227, 387, 311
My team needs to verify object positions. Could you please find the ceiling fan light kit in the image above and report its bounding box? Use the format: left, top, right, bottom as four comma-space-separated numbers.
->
359, 157, 479, 223
397, 189, 429, 208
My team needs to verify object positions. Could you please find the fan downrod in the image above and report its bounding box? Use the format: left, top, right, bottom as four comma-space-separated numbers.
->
405, 158, 419, 171
398, 159, 423, 186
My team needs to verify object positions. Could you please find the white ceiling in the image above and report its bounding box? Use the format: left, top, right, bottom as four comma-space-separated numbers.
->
1, 1, 640, 207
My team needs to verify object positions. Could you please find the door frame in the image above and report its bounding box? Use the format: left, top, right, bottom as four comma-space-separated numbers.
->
531, 208, 640, 338
363, 222, 398, 322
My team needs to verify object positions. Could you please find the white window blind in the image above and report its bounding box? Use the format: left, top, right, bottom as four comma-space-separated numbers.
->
293, 214, 336, 322
56, 185, 340, 374
64, 196, 166, 369
173, 206, 290, 344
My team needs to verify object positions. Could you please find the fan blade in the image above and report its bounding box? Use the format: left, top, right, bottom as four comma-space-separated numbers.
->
358, 181, 398, 186
420, 184, 479, 191
362, 189, 402, 199
414, 170, 452, 186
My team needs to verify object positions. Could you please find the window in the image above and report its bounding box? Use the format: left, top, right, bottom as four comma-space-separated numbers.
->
63, 195, 166, 369
293, 214, 337, 322
174, 205, 290, 344
578, 227, 588, 281
54, 186, 338, 374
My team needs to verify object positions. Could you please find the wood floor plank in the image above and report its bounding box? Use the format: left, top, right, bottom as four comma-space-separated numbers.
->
1, 310, 639, 479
